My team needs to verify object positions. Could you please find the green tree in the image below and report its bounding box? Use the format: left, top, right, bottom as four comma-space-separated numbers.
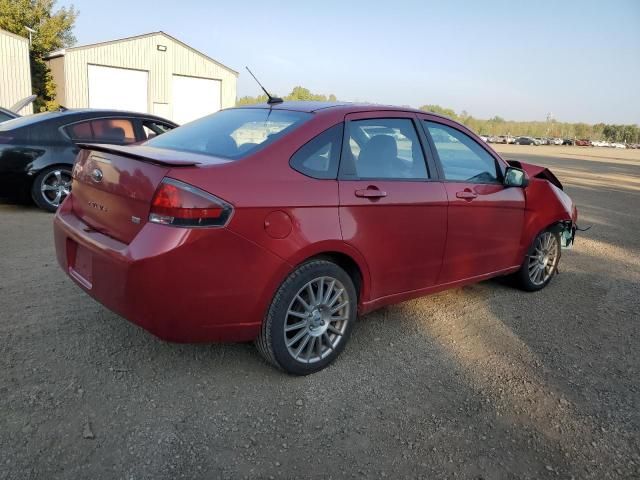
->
419, 104, 458, 120
236, 86, 337, 106
0, 0, 77, 111
237, 94, 269, 105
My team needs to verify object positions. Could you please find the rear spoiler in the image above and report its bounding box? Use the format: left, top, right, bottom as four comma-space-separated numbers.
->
77, 143, 203, 167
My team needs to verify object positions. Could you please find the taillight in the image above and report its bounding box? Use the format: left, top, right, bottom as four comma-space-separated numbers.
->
149, 178, 233, 227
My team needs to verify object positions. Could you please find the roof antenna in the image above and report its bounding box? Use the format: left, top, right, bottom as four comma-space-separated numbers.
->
245, 67, 283, 105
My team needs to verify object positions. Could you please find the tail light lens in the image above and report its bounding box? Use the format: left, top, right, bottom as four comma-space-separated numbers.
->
149, 178, 233, 227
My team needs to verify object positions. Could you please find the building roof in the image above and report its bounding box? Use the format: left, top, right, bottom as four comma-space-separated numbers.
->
44, 31, 238, 76
0, 28, 29, 44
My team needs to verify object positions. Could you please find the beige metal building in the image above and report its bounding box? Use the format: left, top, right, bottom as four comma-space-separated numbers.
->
45, 32, 237, 124
0, 28, 33, 115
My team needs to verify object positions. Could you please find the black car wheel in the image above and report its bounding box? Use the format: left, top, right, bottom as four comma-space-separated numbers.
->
31, 166, 72, 212
256, 259, 357, 375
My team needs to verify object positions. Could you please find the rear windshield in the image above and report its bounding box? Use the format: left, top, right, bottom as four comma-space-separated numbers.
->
145, 108, 312, 159
0, 111, 58, 131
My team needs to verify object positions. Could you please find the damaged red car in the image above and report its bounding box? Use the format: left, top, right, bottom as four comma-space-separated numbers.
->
54, 102, 578, 374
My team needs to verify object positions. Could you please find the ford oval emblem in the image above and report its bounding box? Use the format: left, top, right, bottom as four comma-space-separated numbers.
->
91, 168, 103, 183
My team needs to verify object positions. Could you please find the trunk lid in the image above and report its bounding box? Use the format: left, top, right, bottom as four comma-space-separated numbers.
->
71, 148, 170, 244
71, 144, 232, 243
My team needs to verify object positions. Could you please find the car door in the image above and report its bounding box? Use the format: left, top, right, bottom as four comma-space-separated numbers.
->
421, 117, 525, 283
338, 112, 448, 300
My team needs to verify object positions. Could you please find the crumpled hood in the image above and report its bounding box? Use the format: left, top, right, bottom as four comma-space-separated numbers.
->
507, 159, 563, 190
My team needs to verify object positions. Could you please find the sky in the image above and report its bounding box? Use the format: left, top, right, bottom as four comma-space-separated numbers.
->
60, 0, 640, 124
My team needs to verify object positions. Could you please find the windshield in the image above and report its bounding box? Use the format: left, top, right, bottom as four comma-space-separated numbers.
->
145, 108, 312, 159
0, 111, 57, 131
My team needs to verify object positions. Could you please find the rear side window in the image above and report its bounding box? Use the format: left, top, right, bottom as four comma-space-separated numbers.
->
290, 124, 343, 179
66, 118, 137, 144
425, 121, 500, 183
142, 120, 174, 139
145, 108, 312, 160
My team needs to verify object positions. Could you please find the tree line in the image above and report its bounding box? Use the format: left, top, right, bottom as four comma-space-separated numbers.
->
237, 86, 337, 105
236, 89, 639, 144
421, 105, 640, 144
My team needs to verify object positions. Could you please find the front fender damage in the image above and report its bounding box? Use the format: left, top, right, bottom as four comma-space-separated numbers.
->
514, 160, 578, 253
507, 159, 564, 190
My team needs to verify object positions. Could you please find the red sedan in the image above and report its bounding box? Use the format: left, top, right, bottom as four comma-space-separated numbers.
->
54, 102, 578, 375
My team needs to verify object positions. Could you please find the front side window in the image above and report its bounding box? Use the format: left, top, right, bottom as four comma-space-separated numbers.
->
344, 118, 428, 180
66, 118, 136, 144
145, 108, 312, 159
425, 122, 500, 183
290, 123, 343, 179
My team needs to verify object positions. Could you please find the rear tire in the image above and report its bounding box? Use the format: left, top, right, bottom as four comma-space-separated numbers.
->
31, 166, 72, 212
256, 260, 357, 375
513, 229, 561, 291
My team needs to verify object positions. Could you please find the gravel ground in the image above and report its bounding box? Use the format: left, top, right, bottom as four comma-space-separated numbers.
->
1, 146, 638, 479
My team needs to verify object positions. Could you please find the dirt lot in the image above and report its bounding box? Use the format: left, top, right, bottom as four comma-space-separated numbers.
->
1, 145, 639, 479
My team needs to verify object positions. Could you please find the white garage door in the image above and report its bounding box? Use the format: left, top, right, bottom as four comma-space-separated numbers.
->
88, 65, 148, 113
172, 75, 221, 125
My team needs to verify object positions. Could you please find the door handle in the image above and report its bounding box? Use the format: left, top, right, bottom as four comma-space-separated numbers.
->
355, 187, 387, 199
456, 190, 478, 200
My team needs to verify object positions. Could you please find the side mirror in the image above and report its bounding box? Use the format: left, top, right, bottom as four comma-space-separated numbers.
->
504, 166, 528, 187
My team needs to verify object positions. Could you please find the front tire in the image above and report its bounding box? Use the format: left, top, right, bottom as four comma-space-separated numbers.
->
514, 230, 561, 291
256, 260, 357, 375
31, 166, 72, 212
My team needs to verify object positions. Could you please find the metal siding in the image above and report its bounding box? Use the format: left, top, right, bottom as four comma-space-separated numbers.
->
167, 34, 236, 110
47, 56, 66, 106
0, 30, 33, 114
58, 33, 237, 118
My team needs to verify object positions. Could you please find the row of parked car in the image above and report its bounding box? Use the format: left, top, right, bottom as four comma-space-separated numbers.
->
478, 134, 636, 148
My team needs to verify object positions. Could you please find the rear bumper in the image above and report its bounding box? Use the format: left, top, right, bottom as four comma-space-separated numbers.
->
53, 199, 288, 342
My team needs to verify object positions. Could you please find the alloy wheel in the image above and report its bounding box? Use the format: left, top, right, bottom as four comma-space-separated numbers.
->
528, 232, 559, 286
284, 276, 350, 364
40, 169, 72, 208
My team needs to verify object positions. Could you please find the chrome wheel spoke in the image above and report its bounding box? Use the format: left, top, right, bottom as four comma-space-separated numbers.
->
306, 283, 317, 306
294, 335, 311, 358
323, 279, 335, 303
330, 301, 348, 315
327, 324, 343, 336
287, 309, 307, 320
323, 332, 334, 350
287, 328, 308, 348
285, 320, 307, 332
295, 294, 312, 312
304, 336, 316, 360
